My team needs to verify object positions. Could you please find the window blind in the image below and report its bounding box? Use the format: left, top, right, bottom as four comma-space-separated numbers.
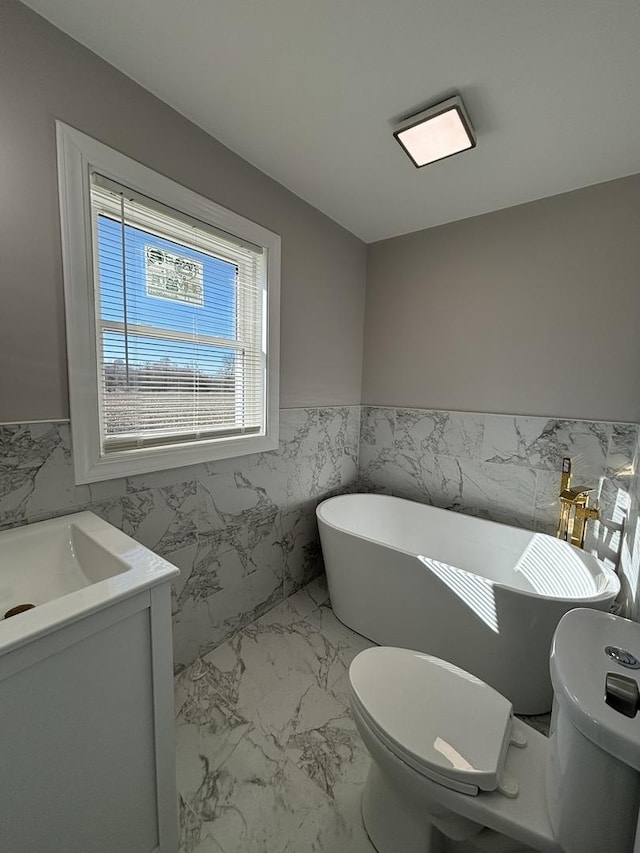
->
90, 173, 267, 453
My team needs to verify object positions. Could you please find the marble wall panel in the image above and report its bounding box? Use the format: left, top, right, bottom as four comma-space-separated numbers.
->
281, 503, 325, 598
395, 407, 484, 461
481, 416, 610, 479
618, 434, 640, 620
4, 401, 640, 662
0, 406, 360, 670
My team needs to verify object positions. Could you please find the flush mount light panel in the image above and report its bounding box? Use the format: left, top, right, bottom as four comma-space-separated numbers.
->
394, 95, 476, 168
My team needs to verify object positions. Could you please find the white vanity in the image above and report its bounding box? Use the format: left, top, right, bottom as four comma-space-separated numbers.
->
0, 512, 180, 853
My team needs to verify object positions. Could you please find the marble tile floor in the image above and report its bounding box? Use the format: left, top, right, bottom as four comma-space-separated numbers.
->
174, 575, 551, 853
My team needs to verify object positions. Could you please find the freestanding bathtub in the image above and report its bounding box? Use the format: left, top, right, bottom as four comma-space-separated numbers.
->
317, 493, 620, 714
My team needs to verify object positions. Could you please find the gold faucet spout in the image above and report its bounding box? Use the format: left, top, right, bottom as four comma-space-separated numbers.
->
560, 486, 593, 503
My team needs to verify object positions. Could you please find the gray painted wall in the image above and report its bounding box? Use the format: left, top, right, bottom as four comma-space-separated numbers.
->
363, 175, 640, 423
0, 0, 366, 423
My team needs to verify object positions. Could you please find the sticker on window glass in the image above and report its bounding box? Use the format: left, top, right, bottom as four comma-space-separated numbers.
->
145, 246, 204, 306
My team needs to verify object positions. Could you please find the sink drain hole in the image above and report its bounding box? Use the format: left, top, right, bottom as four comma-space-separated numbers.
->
4, 603, 36, 619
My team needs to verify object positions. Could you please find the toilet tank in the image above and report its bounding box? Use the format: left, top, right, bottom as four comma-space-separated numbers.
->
546, 609, 640, 853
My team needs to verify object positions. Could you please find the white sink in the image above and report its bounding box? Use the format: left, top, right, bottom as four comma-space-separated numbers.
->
0, 511, 179, 654
0, 511, 180, 853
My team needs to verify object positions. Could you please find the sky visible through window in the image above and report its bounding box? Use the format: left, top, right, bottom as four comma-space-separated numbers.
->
98, 215, 238, 377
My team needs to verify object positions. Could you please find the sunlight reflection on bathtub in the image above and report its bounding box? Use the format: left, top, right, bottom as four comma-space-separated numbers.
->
513, 536, 599, 598
418, 536, 605, 636
418, 556, 500, 633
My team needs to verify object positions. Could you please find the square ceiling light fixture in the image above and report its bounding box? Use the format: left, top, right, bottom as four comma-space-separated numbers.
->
394, 95, 476, 168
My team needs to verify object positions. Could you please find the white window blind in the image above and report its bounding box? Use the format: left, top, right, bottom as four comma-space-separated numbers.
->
90, 174, 267, 454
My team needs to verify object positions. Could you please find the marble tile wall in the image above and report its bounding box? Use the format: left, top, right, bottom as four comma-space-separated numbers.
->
0, 406, 360, 670
621, 433, 640, 621
358, 406, 640, 616
3, 402, 640, 673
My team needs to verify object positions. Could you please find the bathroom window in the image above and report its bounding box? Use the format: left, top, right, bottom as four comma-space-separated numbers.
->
56, 122, 280, 484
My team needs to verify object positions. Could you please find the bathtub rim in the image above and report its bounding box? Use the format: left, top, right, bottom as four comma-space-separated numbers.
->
316, 493, 620, 606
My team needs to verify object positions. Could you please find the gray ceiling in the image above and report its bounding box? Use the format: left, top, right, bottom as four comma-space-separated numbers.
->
21, 0, 640, 242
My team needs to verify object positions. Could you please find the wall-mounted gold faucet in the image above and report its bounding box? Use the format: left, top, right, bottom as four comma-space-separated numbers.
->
557, 457, 599, 549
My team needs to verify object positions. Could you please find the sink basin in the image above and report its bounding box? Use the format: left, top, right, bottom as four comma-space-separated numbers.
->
0, 511, 179, 654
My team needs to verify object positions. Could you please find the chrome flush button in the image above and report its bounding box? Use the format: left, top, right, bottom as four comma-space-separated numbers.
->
605, 646, 640, 669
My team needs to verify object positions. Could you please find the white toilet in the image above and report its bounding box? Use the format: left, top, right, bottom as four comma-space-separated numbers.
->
349, 608, 640, 853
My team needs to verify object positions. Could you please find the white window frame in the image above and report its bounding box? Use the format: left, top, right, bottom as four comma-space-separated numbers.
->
56, 121, 280, 484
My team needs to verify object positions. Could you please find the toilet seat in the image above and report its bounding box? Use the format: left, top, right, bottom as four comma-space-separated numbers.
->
349, 647, 523, 797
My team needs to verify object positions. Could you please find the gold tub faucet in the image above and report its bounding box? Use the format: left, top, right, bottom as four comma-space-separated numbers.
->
557, 457, 599, 548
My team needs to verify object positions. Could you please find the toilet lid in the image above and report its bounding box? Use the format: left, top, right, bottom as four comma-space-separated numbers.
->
349, 647, 515, 795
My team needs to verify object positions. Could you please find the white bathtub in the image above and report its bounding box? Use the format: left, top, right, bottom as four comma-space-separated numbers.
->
316, 493, 620, 714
